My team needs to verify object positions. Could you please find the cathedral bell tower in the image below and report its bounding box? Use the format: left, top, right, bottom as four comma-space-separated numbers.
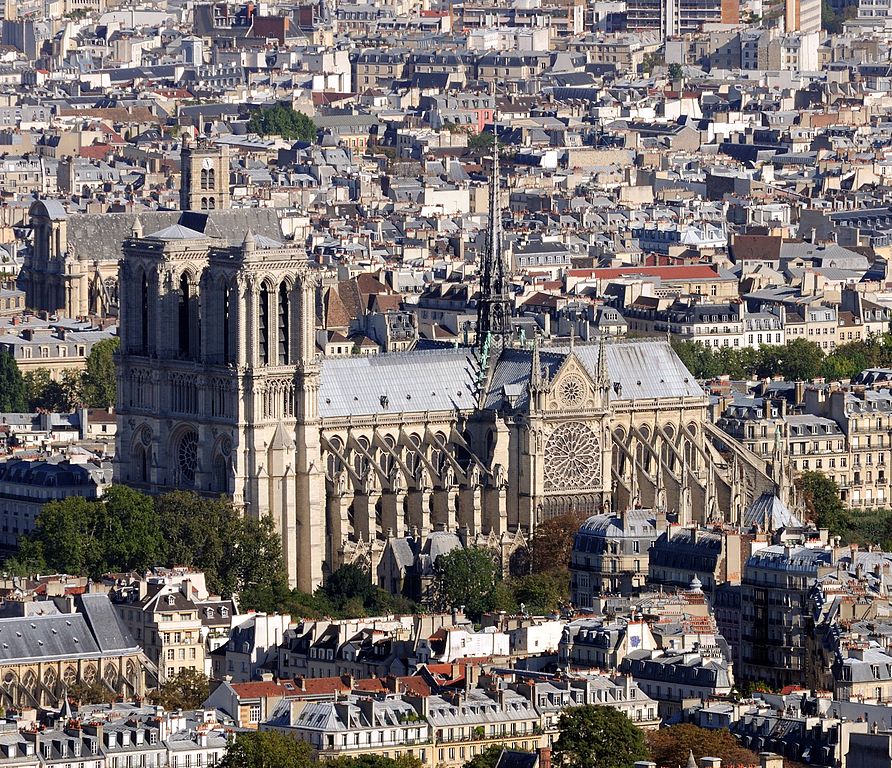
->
116, 224, 325, 591
180, 136, 232, 212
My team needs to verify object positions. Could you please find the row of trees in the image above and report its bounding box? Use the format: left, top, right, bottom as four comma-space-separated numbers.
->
2, 487, 579, 623
219, 711, 758, 768
3, 489, 286, 610
672, 332, 892, 383
0, 337, 119, 412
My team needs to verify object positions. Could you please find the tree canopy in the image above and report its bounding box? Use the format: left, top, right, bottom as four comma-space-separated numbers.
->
80, 336, 120, 408
647, 725, 759, 768
23, 368, 81, 412
247, 105, 317, 142
530, 511, 586, 575
672, 332, 892, 384
553, 705, 649, 768
0, 350, 26, 412
433, 547, 500, 620
217, 730, 314, 768
797, 471, 846, 531
3, 489, 289, 610
14, 485, 164, 578
149, 669, 209, 711
328, 755, 423, 768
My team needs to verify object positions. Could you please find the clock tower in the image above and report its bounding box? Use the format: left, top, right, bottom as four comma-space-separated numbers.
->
180, 137, 232, 212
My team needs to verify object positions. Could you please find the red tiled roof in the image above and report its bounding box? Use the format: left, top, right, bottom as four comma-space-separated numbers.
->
230, 681, 288, 699
354, 679, 386, 693
394, 676, 431, 696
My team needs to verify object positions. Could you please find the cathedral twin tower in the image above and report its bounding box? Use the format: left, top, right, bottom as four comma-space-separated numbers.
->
116, 217, 325, 590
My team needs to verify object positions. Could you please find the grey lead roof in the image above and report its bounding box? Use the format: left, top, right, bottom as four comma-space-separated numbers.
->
319, 347, 478, 418
318, 339, 703, 419
486, 339, 704, 410
77, 593, 139, 654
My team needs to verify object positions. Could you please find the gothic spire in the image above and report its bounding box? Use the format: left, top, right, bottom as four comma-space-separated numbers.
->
476, 87, 511, 351
596, 332, 610, 390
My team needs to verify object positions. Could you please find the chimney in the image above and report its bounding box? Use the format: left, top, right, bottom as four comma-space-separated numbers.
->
794, 381, 805, 405
538, 747, 552, 768
700, 759, 721, 768
760, 754, 784, 768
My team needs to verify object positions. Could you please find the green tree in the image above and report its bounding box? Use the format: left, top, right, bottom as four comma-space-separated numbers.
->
0, 350, 26, 411
322, 563, 377, 608
67, 681, 118, 705
21, 486, 164, 578
231, 515, 291, 611
433, 547, 500, 621
756, 338, 824, 381
796, 471, 846, 532
98, 485, 166, 574
149, 669, 210, 710
329, 755, 423, 768
530, 511, 587, 575
80, 337, 120, 408
671, 339, 721, 379
647, 725, 759, 768
509, 572, 568, 615
668, 62, 684, 80
154, 492, 242, 595
247, 104, 317, 142
553, 705, 649, 768
468, 131, 499, 151
24, 368, 72, 411
217, 730, 314, 768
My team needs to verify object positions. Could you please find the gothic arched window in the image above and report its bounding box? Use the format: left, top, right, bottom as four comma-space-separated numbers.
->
140, 270, 149, 354
259, 286, 270, 365
223, 282, 233, 364
200, 168, 208, 190
278, 282, 290, 365
200, 197, 208, 210
178, 273, 191, 358
208, 168, 216, 189
208, 197, 216, 210
133, 427, 152, 483
214, 439, 231, 492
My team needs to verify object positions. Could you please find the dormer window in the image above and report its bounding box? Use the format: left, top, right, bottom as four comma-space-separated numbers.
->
167, 595, 175, 606
220, 607, 228, 618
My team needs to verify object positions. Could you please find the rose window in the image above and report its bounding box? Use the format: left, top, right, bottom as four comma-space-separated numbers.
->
544, 421, 600, 491
558, 374, 587, 407
177, 429, 199, 485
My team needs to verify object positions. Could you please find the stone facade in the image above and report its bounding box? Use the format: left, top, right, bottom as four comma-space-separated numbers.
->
115, 227, 774, 591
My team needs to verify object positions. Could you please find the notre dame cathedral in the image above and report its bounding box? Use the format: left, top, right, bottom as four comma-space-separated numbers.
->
115, 142, 776, 591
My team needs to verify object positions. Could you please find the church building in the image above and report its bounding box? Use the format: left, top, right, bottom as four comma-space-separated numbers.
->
115, 146, 776, 591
